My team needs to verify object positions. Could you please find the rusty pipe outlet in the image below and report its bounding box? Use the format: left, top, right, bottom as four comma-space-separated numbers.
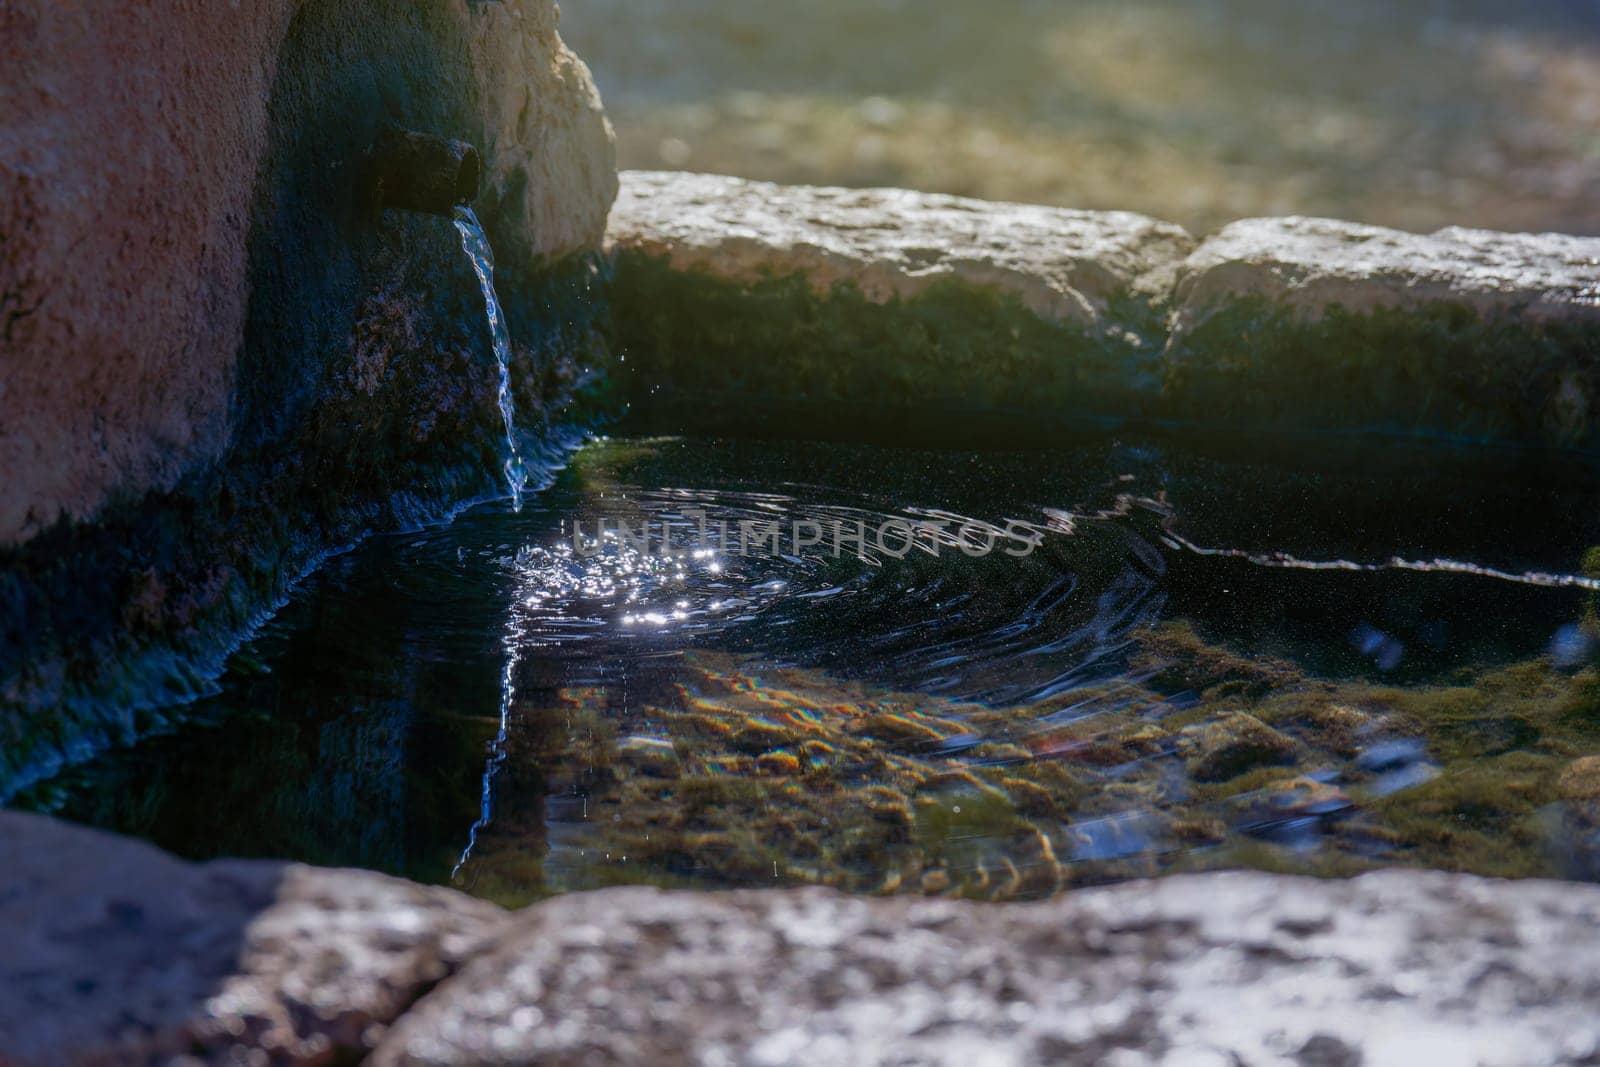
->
368, 127, 481, 215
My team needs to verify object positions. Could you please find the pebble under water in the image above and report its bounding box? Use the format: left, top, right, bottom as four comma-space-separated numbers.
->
20, 435, 1600, 904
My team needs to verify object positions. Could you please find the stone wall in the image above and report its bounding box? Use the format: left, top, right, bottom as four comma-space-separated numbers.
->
1165, 217, 1600, 445
0, 0, 613, 547
0, 1, 616, 795
607, 171, 1600, 449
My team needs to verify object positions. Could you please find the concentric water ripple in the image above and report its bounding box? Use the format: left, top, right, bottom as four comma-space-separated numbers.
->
477, 485, 1166, 705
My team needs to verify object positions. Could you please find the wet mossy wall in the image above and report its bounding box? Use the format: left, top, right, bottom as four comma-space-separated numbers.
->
608, 249, 1600, 453
0, 1, 612, 798
1167, 298, 1600, 449
607, 249, 1162, 442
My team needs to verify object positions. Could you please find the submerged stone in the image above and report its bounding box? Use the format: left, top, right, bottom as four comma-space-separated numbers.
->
23, 435, 1600, 898
1555, 756, 1600, 881
1183, 711, 1298, 783
1559, 756, 1600, 832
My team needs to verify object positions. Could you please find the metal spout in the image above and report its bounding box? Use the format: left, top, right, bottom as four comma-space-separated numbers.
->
368, 127, 481, 215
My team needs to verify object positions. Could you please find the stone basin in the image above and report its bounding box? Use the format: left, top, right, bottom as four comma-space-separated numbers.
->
6, 6, 1600, 1064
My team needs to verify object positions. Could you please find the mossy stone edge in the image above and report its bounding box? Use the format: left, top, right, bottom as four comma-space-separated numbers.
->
609, 248, 1600, 452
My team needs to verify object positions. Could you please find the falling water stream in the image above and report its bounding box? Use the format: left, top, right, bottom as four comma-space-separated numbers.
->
449, 207, 531, 873
453, 206, 528, 511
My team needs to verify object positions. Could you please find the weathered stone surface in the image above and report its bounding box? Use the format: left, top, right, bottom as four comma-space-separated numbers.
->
0, 0, 616, 796
0, 811, 508, 1065
0, 0, 613, 548
1172, 217, 1600, 330
0, 2, 280, 550
604, 171, 1193, 444
374, 871, 1600, 1067
607, 170, 1194, 329
466, 0, 617, 264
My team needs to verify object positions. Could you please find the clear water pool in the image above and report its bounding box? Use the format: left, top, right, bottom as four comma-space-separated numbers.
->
21, 434, 1600, 904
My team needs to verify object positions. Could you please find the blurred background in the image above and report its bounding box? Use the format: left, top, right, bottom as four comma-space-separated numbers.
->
561, 0, 1600, 235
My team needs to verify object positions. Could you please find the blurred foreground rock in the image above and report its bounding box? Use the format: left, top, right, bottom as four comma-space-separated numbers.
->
6, 810, 1600, 1066
0, 812, 506, 1064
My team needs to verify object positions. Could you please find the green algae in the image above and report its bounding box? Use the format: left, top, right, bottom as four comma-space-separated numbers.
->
1367, 753, 1554, 878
